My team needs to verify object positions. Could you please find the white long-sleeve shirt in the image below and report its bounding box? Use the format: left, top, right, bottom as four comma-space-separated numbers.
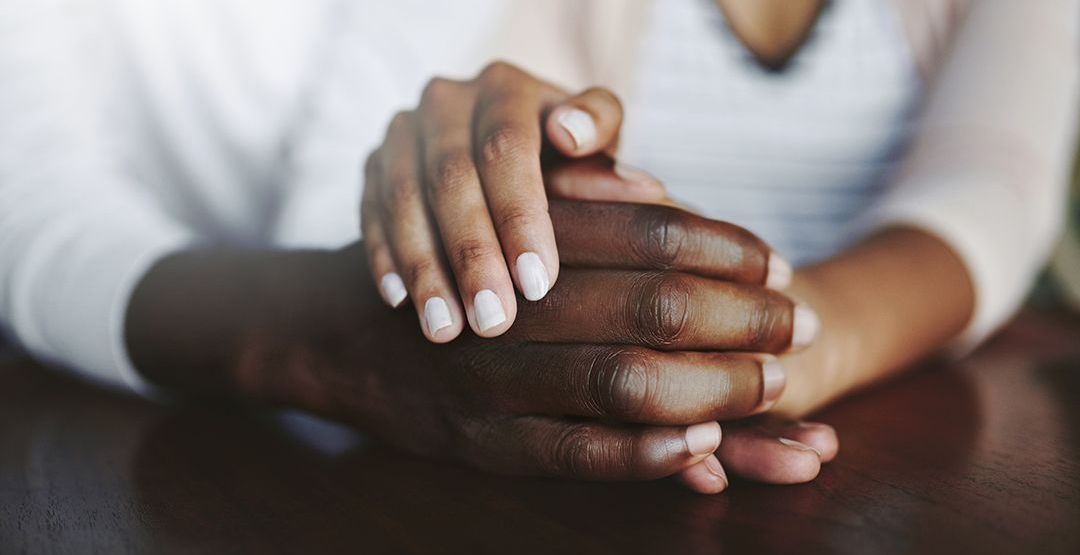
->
0, 0, 1077, 393
0, 0, 500, 393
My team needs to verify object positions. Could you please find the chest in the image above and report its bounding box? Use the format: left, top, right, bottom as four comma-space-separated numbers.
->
619, 0, 922, 261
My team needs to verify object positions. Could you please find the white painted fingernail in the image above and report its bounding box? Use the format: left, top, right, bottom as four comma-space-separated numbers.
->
766, 253, 792, 290
379, 272, 407, 307
423, 297, 453, 338
515, 252, 550, 301
791, 303, 821, 350
473, 289, 507, 332
685, 421, 722, 456
557, 109, 597, 151
778, 437, 822, 457
761, 358, 786, 405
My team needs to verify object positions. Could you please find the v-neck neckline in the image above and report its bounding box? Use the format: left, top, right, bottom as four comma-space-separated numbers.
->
711, 0, 830, 72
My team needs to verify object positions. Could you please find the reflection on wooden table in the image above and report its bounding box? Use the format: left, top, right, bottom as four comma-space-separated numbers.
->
1, 310, 1079, 554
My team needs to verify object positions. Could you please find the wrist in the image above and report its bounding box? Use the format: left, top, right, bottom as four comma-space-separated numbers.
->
232, 246, 379, 410
125, 245, 375, 408
769, 227, 975, 417
770, 267, 867, 417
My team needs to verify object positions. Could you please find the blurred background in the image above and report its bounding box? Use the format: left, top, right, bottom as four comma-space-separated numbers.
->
1035, 146, 1080, 311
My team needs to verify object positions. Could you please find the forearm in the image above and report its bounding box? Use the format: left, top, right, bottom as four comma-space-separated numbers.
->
124, 245, 376, 407
774, 227, 975, 416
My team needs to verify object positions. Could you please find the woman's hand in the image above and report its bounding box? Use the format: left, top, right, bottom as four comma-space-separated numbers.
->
360, 61, 670, 342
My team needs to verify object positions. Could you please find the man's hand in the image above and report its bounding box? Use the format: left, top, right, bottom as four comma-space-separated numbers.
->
127, 201, 833, 492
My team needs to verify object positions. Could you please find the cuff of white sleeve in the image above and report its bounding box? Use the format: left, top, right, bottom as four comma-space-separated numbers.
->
106, 233, 196, 400
18, 227, 198, 400
861, 179, 1040, 355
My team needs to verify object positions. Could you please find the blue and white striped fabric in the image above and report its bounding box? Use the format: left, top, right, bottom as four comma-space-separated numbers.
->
620, 0, 921, 267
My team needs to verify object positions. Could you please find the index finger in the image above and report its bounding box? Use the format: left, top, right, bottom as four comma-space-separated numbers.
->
549, 201, 792, 289
472, 62, 566, 301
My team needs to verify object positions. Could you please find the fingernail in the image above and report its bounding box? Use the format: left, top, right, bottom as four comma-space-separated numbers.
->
760, 357, 786, 407
614, 162, 662, 188
704, 454, 729, 487
423, 297, 453, 338
685, 421, 721, 456
473, 289, 507, 332
765, 252, 792, 290
515, 252, 550, 301
791, 303, 820, 350
378, 272, 407, 307
557, 108, 597, 151
778, 437, 822, 457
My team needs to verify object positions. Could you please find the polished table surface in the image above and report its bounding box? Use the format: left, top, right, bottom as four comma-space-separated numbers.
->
2, 309, 1079, 554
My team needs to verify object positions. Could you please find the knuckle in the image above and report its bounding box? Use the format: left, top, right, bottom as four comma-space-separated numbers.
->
632, 206, 689, 269
630, 273, 692, 347
550, 424, 626, 477
427, 150, 475, 198
420, 77, 458, 105
479, 122, 533, 166
403, 257, 440, 288
589, 348, 658, 420
550, 424, 592, 475
387, 110, 413, 135
479, 60, 519, 82
451, 237, 500, 270
383, 171, 421, 210
493, 204, 546, 235
745, 296, 788, 350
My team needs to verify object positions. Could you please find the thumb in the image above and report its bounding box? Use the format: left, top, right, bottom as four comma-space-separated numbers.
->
545, 87, 624, 158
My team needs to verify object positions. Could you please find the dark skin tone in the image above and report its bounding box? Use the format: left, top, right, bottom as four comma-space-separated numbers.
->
360, 52, 976, 487
127, 201, 836, 489
125, 2, 974, 494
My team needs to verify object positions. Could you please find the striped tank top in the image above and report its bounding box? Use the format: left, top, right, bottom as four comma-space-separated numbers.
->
619, 0, 922, 266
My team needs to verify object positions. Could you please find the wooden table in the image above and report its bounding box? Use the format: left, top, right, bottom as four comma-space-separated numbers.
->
2, 310, 1079, 554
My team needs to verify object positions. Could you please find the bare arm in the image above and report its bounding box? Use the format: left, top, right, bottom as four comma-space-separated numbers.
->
774, 227, 975, 416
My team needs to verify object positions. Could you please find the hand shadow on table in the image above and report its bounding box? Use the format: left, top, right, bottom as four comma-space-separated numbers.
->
125, 362, 982, 555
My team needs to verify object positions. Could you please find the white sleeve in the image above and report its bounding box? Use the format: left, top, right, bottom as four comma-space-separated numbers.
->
866, 0, 1080, 348
270, 1, 504, 249
270, 3, 423, 250
0, 2, 196, 394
